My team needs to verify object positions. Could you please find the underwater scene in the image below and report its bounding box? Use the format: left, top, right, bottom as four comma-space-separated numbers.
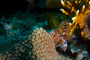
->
0, 0, 90, 60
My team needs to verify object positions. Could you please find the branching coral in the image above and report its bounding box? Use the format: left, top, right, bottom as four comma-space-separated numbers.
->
60, 0, 90, 37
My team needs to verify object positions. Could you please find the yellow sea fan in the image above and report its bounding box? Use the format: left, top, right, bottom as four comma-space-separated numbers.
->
60, 0, 90, 36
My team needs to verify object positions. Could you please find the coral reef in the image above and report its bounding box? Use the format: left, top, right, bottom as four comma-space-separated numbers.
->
0, 27, 75, 60
1, 0, 90, 59
60, 0, 90, 37
59, 1, 90, 59
0, 39, 38, 60
0, 38, 35, 60
31, 27, 75, 60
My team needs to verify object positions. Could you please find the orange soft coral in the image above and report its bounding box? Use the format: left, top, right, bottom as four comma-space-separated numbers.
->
60, 0, 90, 37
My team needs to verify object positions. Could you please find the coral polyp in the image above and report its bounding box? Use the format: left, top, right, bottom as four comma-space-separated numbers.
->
49, 20, 75, 52
60, 0, 90, 36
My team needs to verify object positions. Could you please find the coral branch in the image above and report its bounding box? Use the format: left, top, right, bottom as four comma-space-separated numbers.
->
60, 0, 90, 37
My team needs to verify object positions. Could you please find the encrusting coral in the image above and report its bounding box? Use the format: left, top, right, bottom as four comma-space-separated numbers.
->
0, 27, 75, 60
0, 38, 36, 60
60, 0, 90, 37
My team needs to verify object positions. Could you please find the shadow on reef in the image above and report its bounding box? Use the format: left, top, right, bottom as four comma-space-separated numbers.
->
0, 0, 29, 17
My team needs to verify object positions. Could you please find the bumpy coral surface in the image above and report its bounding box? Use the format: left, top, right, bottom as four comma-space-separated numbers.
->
31, 27, 75, 60
0, 39, 35, 60
31, 27, 60, 60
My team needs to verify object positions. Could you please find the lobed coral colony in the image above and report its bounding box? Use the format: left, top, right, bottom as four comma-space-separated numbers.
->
31, 28, 60, 60
0, 0, 90, 60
